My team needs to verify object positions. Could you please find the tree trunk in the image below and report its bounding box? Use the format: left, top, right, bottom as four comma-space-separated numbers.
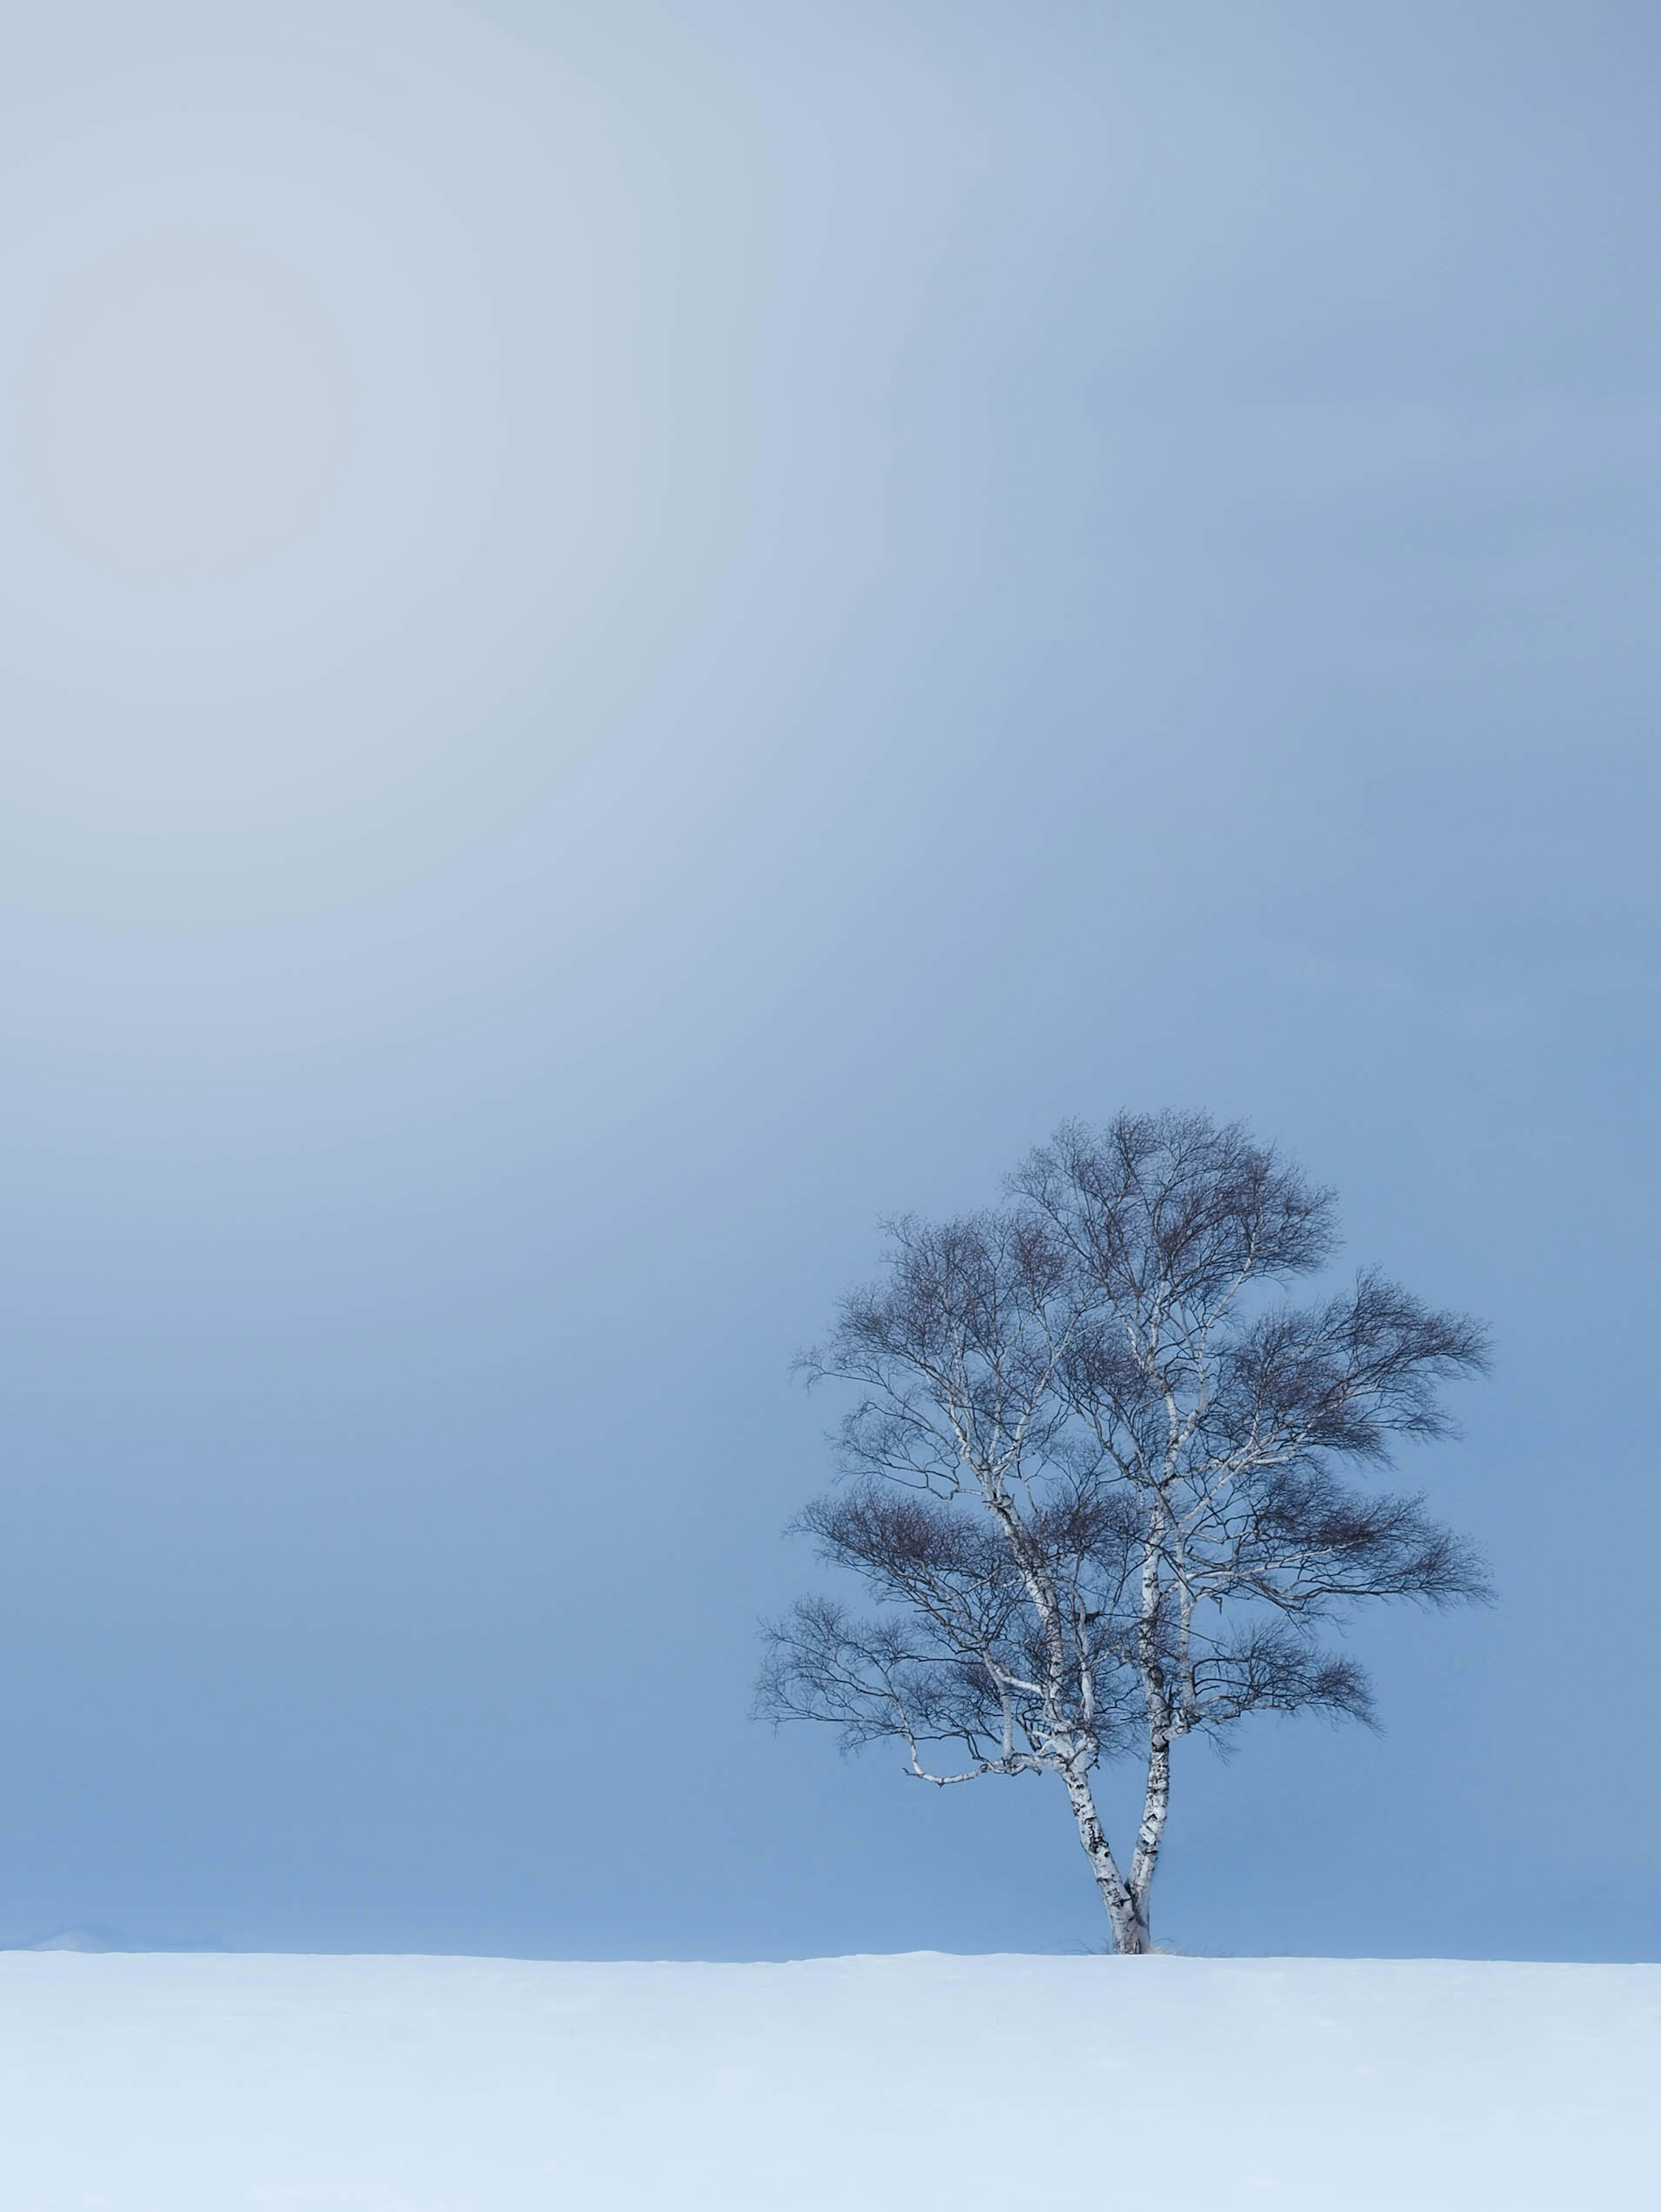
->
1061, 1767, 1151, 1955
1110, 1896, 1153, 1955
1126, 1733, 1170, 1944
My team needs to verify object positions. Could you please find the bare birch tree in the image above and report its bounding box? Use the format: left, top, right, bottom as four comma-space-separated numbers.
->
757, 1112, 1490, 1954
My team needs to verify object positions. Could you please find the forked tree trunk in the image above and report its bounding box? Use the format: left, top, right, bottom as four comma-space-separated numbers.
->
1061, 1739, 1171, 1955
1061, 1768, 1152, 1955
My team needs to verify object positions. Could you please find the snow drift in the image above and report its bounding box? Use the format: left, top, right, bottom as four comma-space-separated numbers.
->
2, 1950, 1655, 2209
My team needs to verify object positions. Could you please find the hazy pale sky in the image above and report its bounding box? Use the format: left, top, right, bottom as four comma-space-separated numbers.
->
1, 0, 1658, 1960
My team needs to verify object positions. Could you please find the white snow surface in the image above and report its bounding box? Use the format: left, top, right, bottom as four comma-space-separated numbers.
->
2, 1949, 1656, 2209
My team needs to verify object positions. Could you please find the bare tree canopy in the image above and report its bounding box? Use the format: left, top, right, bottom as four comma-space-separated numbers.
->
758, 1111, 1491, 1954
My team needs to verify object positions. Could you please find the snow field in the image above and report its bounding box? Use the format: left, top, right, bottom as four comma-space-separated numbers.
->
1, 1949, 1656, 2209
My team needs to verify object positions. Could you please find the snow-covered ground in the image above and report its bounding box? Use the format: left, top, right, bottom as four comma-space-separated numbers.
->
2, 1949, 1655, 2209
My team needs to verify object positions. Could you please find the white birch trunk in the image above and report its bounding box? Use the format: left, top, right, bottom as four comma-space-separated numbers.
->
1061, 1766, 1151, 1955
1127, 1733, 1170, 1942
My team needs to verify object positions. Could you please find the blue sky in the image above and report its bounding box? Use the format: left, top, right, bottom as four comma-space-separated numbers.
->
0, 0, 1657, 1959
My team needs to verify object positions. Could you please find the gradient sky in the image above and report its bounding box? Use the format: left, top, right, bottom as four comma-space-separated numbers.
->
1, 0, 1657, 1962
